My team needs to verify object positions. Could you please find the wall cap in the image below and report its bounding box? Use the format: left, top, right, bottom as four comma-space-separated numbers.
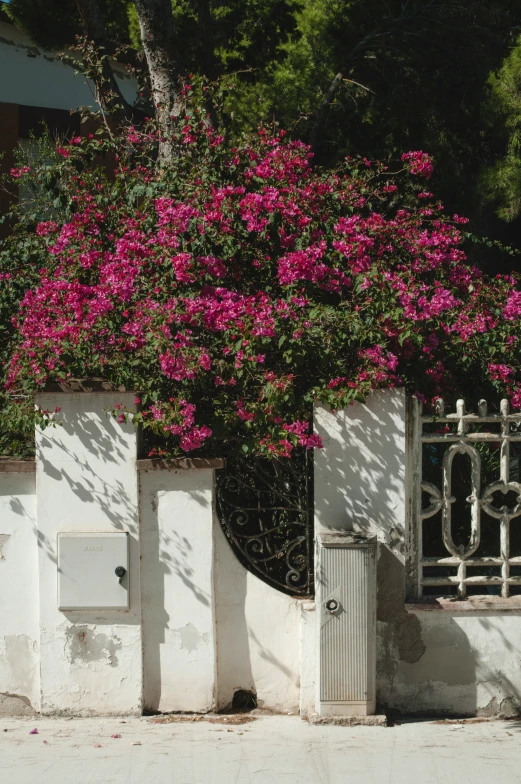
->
136, 458, 223, 471
38, 379, 136, 393
406, 597, 521, 613
317, 532, 377, 547
0, 457, 36, 472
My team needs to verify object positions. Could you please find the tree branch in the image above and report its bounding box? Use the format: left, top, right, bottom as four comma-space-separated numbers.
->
189, 0, 220, 128
308, 2, 437, 158
75, 0, 136, 123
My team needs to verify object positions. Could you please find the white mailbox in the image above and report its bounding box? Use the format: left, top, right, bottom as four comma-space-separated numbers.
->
57, 532, 129, 611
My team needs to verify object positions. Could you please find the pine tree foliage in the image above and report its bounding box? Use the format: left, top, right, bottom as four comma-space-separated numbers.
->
482, 35, 521, 222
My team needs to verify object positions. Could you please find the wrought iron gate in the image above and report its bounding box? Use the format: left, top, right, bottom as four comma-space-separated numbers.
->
216, 449, 314, 596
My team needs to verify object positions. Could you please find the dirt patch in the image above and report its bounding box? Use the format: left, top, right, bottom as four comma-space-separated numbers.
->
209, 716, 256, 725
151, 715, 206, 724
151, 714, 257, 725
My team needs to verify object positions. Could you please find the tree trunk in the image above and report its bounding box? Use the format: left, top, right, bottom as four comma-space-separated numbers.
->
133, 0, 183, 165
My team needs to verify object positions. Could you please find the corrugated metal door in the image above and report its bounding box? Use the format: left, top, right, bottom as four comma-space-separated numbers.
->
319, 540, 376, 703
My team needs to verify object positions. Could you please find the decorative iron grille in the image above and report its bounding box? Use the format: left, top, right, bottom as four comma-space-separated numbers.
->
216, 450, 314, 596
406, 397, 521, 600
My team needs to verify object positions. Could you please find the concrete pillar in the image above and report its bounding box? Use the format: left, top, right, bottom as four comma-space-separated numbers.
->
0, 463, 39, 715
138, 461, 219, 713
35, 386, 142, 715
314, 389, 406, 544
313, 390, 406, 718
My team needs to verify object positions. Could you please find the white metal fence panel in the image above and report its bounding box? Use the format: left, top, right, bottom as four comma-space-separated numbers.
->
406, 397, 521, 600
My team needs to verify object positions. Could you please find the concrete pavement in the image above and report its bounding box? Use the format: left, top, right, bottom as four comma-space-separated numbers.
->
1, 713, 520, 783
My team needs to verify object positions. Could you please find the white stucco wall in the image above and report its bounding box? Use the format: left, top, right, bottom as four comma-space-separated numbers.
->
380, 610, 521, 716
213, 522, 301, 713
139, 467, 303, 715
0, 470, 39, 715
0, 392, 304, 717
139, 468, 216, 713
299, 601, 316, 717
35, 392, 142, 715
0, 21, 136, 110
315, 392, 521, 717
7, 386, 519, 718
314, 390, 406, 543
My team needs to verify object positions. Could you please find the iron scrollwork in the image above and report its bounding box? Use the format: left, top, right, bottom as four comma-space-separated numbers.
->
216, 450, 314, 596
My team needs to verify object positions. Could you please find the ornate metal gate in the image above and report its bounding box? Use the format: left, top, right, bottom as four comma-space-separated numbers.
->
216, 449, 314, 596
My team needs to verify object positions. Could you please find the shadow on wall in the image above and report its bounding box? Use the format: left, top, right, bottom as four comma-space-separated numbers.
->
314, 392, 406, 547
4, 408, 138, 570
37, 408, 137, 536
213, 522, 255, 710
140, 475, 212, 713
376, 541, 476, 715
213, 520, 301, 712
376, 544, 521, 717
34, 403, 142, 635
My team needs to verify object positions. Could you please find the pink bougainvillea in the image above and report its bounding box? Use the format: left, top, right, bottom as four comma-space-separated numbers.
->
401, 150, 434, 179
2, 103, 520, 457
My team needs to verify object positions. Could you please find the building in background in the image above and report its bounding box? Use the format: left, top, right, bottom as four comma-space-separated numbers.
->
0, 1, 136, 235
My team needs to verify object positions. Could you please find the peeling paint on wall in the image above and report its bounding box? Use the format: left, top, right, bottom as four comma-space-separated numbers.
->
0, 534, 10, 559
66, 627, 122, 668
398, 623, 475, 686
377, 545, 426, 666
0, 692, 34, 716
5, 634, 37, 688
178, 623, 207, 653
0, 634, 38, 714
480, 696, 520, 718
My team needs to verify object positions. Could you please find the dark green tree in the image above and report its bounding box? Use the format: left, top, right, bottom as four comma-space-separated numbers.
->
481, 35, 521, 223
249, 3, 520, 209
227, 0, 521, 271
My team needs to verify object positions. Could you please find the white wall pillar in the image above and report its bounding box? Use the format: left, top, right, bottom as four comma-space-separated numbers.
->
0, 464, 39, 715
36, 388, 142, 715
139, 462, 218, 713
313, 391, 406, 717
314, 390, 406, 544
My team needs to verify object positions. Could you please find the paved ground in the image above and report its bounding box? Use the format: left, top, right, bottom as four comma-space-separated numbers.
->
1, 713, 521, 783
